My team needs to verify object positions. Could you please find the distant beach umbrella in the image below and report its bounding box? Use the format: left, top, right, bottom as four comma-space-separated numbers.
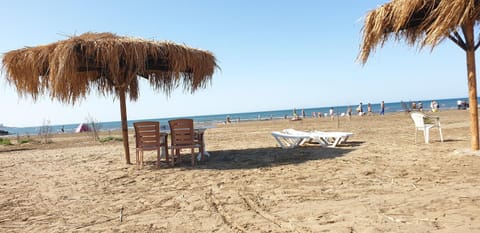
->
2, 32, 218, 164
359, 0, 480, 150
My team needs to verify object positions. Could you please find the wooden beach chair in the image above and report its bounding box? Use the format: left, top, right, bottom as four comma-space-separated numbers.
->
133, 121, 169, 169
168, 119, 204, 166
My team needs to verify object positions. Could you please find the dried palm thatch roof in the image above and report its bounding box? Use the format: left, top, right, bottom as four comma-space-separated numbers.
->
2, 32, 217, 103
1, 32, 218, 164
358, 0, 480, 151
359, 0, 480, 63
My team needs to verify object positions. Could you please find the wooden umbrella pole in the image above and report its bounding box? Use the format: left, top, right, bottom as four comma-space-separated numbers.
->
119, 89, 132, 164
463, 22, 480, 150
466, 51, 479, 150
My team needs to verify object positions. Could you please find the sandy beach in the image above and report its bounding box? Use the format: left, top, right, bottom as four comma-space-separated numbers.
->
1, 109, 479, 232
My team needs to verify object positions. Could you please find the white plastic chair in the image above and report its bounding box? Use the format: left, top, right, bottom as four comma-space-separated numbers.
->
410, 112, 444, 144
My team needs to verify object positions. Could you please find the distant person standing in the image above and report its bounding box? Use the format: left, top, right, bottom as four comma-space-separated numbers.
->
347, 106, 352, 119
463, 100, 469, 110
357, 102, 364, 116
329, 107, 335, 120
367, 103, 373, 116
418, 101, 423, 111
292, 108, 300, 120
380, 101, 385, 115
301, 109, 306, 118
430, 100, 439, 112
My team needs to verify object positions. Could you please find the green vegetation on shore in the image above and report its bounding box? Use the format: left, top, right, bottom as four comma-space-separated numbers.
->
0, 138, 12, 145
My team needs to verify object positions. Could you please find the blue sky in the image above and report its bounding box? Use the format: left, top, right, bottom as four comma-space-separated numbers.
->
0, 0, 470, 127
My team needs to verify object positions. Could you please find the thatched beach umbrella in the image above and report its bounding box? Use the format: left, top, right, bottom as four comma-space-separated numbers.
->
2, 32, 217, 164
359, 0, 480, 150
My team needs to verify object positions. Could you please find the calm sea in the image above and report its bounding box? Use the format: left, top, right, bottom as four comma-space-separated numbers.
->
1, 97, 473, 136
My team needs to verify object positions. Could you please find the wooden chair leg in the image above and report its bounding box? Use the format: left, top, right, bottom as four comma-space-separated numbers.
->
136, 150, 139, 168
164, 146, 170, 164
136, 150, 142, 169
156, 148, 161, 168
191, 148, 195, 166
170, 148, 176, 167
170, 148, 174, 166
139, 150, 144, 169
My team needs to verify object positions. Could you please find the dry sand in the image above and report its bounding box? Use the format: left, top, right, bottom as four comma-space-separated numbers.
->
1, 110, 479, 232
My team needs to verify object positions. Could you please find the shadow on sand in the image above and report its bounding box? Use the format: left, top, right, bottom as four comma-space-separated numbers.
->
0, 147, 34, 153
159, 141, 364, 170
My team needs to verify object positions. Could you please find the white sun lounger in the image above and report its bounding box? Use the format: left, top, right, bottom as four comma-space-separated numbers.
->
275, 129, 353, 148
271, 131, 312, 149
309, 131, 353, 147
